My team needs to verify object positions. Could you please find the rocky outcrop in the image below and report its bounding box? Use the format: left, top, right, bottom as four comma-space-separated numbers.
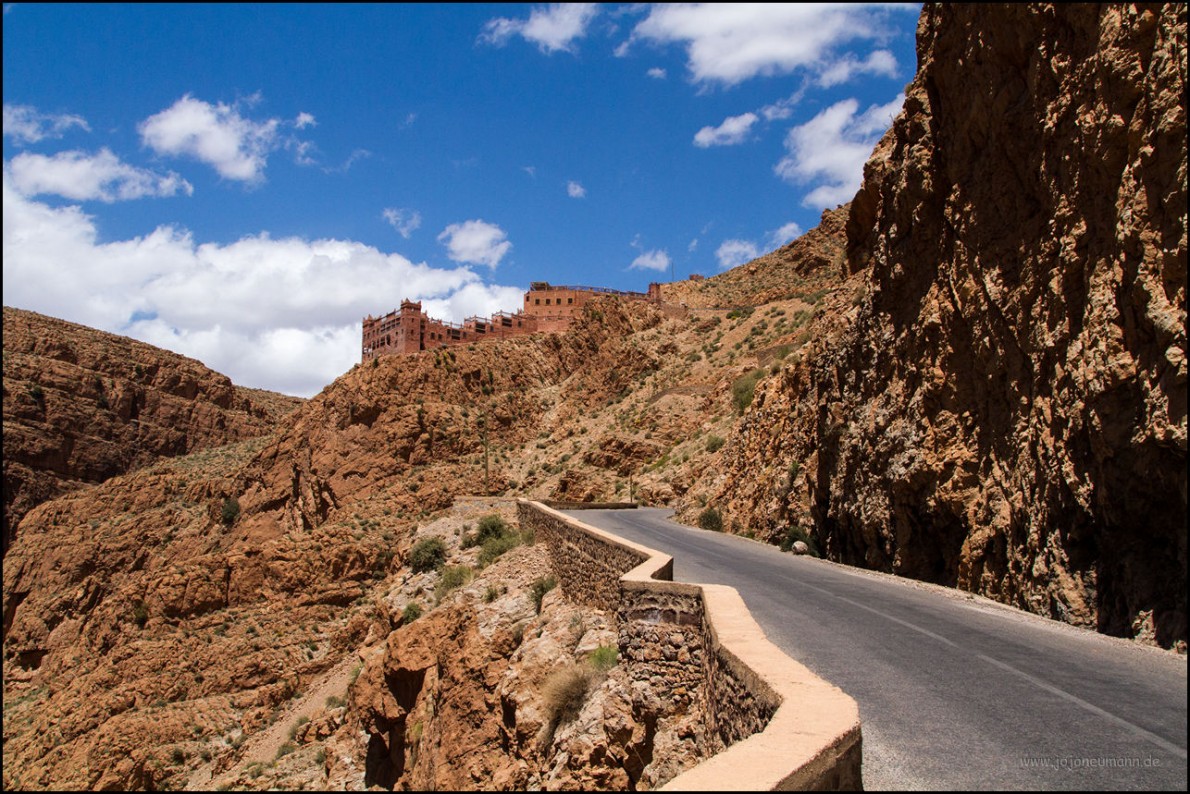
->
694, 4, 1186, 648
327, 539, 712, 791
659, 205, 849, 309
2, 307, 302, 554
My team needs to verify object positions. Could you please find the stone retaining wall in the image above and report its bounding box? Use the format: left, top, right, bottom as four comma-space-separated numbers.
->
516, 499, 862, 791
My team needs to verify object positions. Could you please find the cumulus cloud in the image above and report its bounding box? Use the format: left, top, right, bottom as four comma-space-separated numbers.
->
817, 49, 899, 87
647, 67, 667, 79
3, 103, 90, 144
2, 176, 523, 397
438, 219, 512, 268
693, 112, 758, 148
630, 249, 671, 272
481, 3, 599, 54
294, 111, 317, 129
567, 180, 586, 198
760, 88, 807, 121
716, 239, 760, 270
382, 208, 422, 239
768, 221, 804, 248
629, 4, 914, 86
7, 148, 193, 202
138, 94, 281, 182
775, 93, 904, 209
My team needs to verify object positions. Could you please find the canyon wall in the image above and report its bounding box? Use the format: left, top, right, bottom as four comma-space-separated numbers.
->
703, 4, 1186, 647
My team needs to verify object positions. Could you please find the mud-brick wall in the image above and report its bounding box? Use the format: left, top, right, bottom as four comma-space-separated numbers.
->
517, 500, 648, 612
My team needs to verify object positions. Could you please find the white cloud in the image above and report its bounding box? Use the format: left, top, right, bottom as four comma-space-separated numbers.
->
294, 111, 317, 129
567, 180, 586, 198
7, 148, 193, 202
688, 238, 699, 252
326, 148, 371, 174
7, 148, 192, 203
438, 219, 512, 269
768, 221, 804, 248
629, 4, 914, 86
421, 281, 528, 325
716, 239, 759, 270
481, 3, 600, 54
138, 94, 281, 182
647, 67, 667, 79
775, 93, 904, 209
760, 88, 807, 121
382, 207, 422, 239
3, 103, 90, 144
817, 49, 899, 87
2, 175, 524, 397
693, 112, 758, 148
630, 249, 671, 272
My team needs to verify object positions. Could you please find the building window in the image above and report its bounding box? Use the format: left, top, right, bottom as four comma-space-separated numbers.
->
568, 298, 573, 304
535, 299, 540, 305
545, 298, 551, 305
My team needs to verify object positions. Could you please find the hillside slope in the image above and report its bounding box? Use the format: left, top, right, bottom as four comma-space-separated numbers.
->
2, 307, 302, 554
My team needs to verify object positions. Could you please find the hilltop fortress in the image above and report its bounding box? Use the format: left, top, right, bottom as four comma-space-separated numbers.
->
362, 281, 666, 360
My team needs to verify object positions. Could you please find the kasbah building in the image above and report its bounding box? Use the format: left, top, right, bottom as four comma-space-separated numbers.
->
362, 281, 677, 360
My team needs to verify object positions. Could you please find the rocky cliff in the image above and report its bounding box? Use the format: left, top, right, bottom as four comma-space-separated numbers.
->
688, 3, 1186, 648
2, 307, 302, 554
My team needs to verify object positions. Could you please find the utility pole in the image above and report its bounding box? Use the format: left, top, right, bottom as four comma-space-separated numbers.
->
480, 413, 490, 494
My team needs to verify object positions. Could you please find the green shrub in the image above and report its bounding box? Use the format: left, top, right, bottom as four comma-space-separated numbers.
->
171, 748, 186, 765
588, 645, 618, 672
731, 368, 765, 415
275, 742, 297, 760
220, 496, 241, 526
780, 525, 820, 556
530, 575, 557, 614
478, 532, 521, 567
132, 600, 149, 628
705, 435, 725, 453
435, 565, 472, 602
410, 537, 447, 573
476, 514, 508, 540
697, 507, 723, 533
288, 716, 310, 740
402, 602, 423, 623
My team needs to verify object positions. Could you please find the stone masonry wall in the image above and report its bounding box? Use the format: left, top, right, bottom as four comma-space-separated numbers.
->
618, 582, 708, 712
516, 500, 777, 752
517, 500, 652, 612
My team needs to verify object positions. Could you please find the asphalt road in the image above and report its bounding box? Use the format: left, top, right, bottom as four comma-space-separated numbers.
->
565, 507, 1188, 791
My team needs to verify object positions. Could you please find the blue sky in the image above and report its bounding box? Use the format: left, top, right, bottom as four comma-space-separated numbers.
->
3, 3, 920, 396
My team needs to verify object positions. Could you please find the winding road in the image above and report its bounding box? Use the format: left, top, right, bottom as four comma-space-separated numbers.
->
565, 507, 1188, 791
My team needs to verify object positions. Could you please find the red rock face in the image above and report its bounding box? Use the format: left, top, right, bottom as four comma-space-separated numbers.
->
705, 4, 1186, 648
2, 307, 302, 554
